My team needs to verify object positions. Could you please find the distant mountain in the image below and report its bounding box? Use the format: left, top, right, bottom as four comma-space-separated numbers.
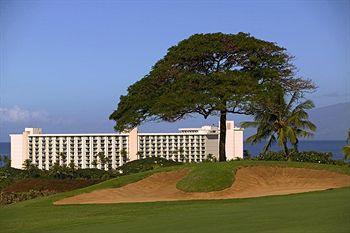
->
308, 102, 350, 140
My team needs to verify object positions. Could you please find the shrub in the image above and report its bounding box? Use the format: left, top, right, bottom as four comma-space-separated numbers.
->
204, 154, 217, 162
290, 151, 333, 164
257, 151, 286, 161
0, 167, 27, 191
0, 190, 55, 205
257, 150, 345, 165
3, 178, 98, 193
243, 150, 252, 160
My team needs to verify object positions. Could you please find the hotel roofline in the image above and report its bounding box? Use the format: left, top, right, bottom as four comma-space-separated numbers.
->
12, 127, 243, 137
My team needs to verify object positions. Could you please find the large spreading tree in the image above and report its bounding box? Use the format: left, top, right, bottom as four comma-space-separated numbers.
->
110, 32, 314, 161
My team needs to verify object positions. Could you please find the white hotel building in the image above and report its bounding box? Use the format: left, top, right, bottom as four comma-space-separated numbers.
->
10, 121, 244, 170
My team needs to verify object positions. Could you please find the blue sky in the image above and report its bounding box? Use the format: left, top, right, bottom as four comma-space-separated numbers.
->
0, 0, 349, 141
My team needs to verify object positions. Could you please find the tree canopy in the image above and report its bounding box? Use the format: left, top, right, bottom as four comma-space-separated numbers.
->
110, 32, 315, 161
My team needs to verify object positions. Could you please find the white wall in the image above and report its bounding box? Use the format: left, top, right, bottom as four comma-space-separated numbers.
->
10, 134, 24, 169
128, 128, 138, 161
205, 134, 219, 159
233, 129, 244, 158
225, 121, 235, 160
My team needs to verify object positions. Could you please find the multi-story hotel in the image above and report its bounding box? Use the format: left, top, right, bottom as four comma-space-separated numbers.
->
10, 121, 244, 170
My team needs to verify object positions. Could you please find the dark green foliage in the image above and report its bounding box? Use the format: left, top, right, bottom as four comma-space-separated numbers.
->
204, 153, 217, 162
256, 151, 346, 165
3, 178, 98, 193
0, 167, 26, 190
257, 151, 287, 161
0, 178, 99, 205
242, 91, 317, 157
22, 159, 43, 178
243, 150, 251, 159
0, 166, 114, 193
117, 157, 180, 175
110, 32, 313, 161
343, 129, 350, 160
0, 155, 11, 168
290, 151, 333, 164
0, 190, 55, 205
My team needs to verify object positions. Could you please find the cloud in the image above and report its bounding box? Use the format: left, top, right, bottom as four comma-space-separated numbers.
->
0, 106, 49, 123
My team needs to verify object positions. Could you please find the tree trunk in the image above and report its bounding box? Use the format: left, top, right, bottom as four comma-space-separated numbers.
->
263, 136, 274, 154
293, 138, 299, 152
283, 141, 289, 160
219, 110, 227, 162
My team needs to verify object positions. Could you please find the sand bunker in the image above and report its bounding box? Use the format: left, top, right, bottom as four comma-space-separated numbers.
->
55, 166, 350, 205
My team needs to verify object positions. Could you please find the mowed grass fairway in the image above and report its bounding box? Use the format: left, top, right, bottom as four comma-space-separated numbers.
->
1, 161, 350, 233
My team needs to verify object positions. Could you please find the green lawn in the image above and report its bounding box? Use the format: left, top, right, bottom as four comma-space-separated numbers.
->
1, 161, 350, 233
177, 162, 234, 192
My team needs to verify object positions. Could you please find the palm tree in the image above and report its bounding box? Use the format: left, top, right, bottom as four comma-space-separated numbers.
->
91, 159, 98, 168
58, 152, 67, 165
342, 129, 350, 160
172, 149, 179, 161
22, 159, 32, 170
68, 161, 76, 171
2, 156, 11, 168
136, 151, 143, 159
97, 152, 106, 170
105, 156, 112, 170
120, 149, 128, 163
242, 91, 316, 158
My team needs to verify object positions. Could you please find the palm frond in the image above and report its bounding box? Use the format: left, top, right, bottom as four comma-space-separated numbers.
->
342, 145, 350, 160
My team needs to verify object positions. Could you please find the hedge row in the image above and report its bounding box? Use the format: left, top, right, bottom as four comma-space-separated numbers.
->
0, 190, 55, 205
250, 151, 347, 165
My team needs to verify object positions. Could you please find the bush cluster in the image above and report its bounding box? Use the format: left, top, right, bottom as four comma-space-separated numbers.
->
255, 150, 347, 165
0, 190, 55, 205
0, 167, 27, 190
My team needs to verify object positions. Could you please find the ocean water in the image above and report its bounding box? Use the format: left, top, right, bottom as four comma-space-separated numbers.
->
0, 142, 10, 156
0, 141, 347, 161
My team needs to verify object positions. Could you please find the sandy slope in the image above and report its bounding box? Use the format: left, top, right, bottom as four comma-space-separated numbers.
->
55, 166, 350, 205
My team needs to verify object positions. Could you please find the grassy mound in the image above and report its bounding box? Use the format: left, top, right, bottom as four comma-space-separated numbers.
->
177, 160, 350, 192
117, 157, 180, 175
177, 163, 233, 192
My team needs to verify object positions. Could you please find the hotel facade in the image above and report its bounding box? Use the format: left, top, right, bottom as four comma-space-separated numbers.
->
10, 121, 244, 170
